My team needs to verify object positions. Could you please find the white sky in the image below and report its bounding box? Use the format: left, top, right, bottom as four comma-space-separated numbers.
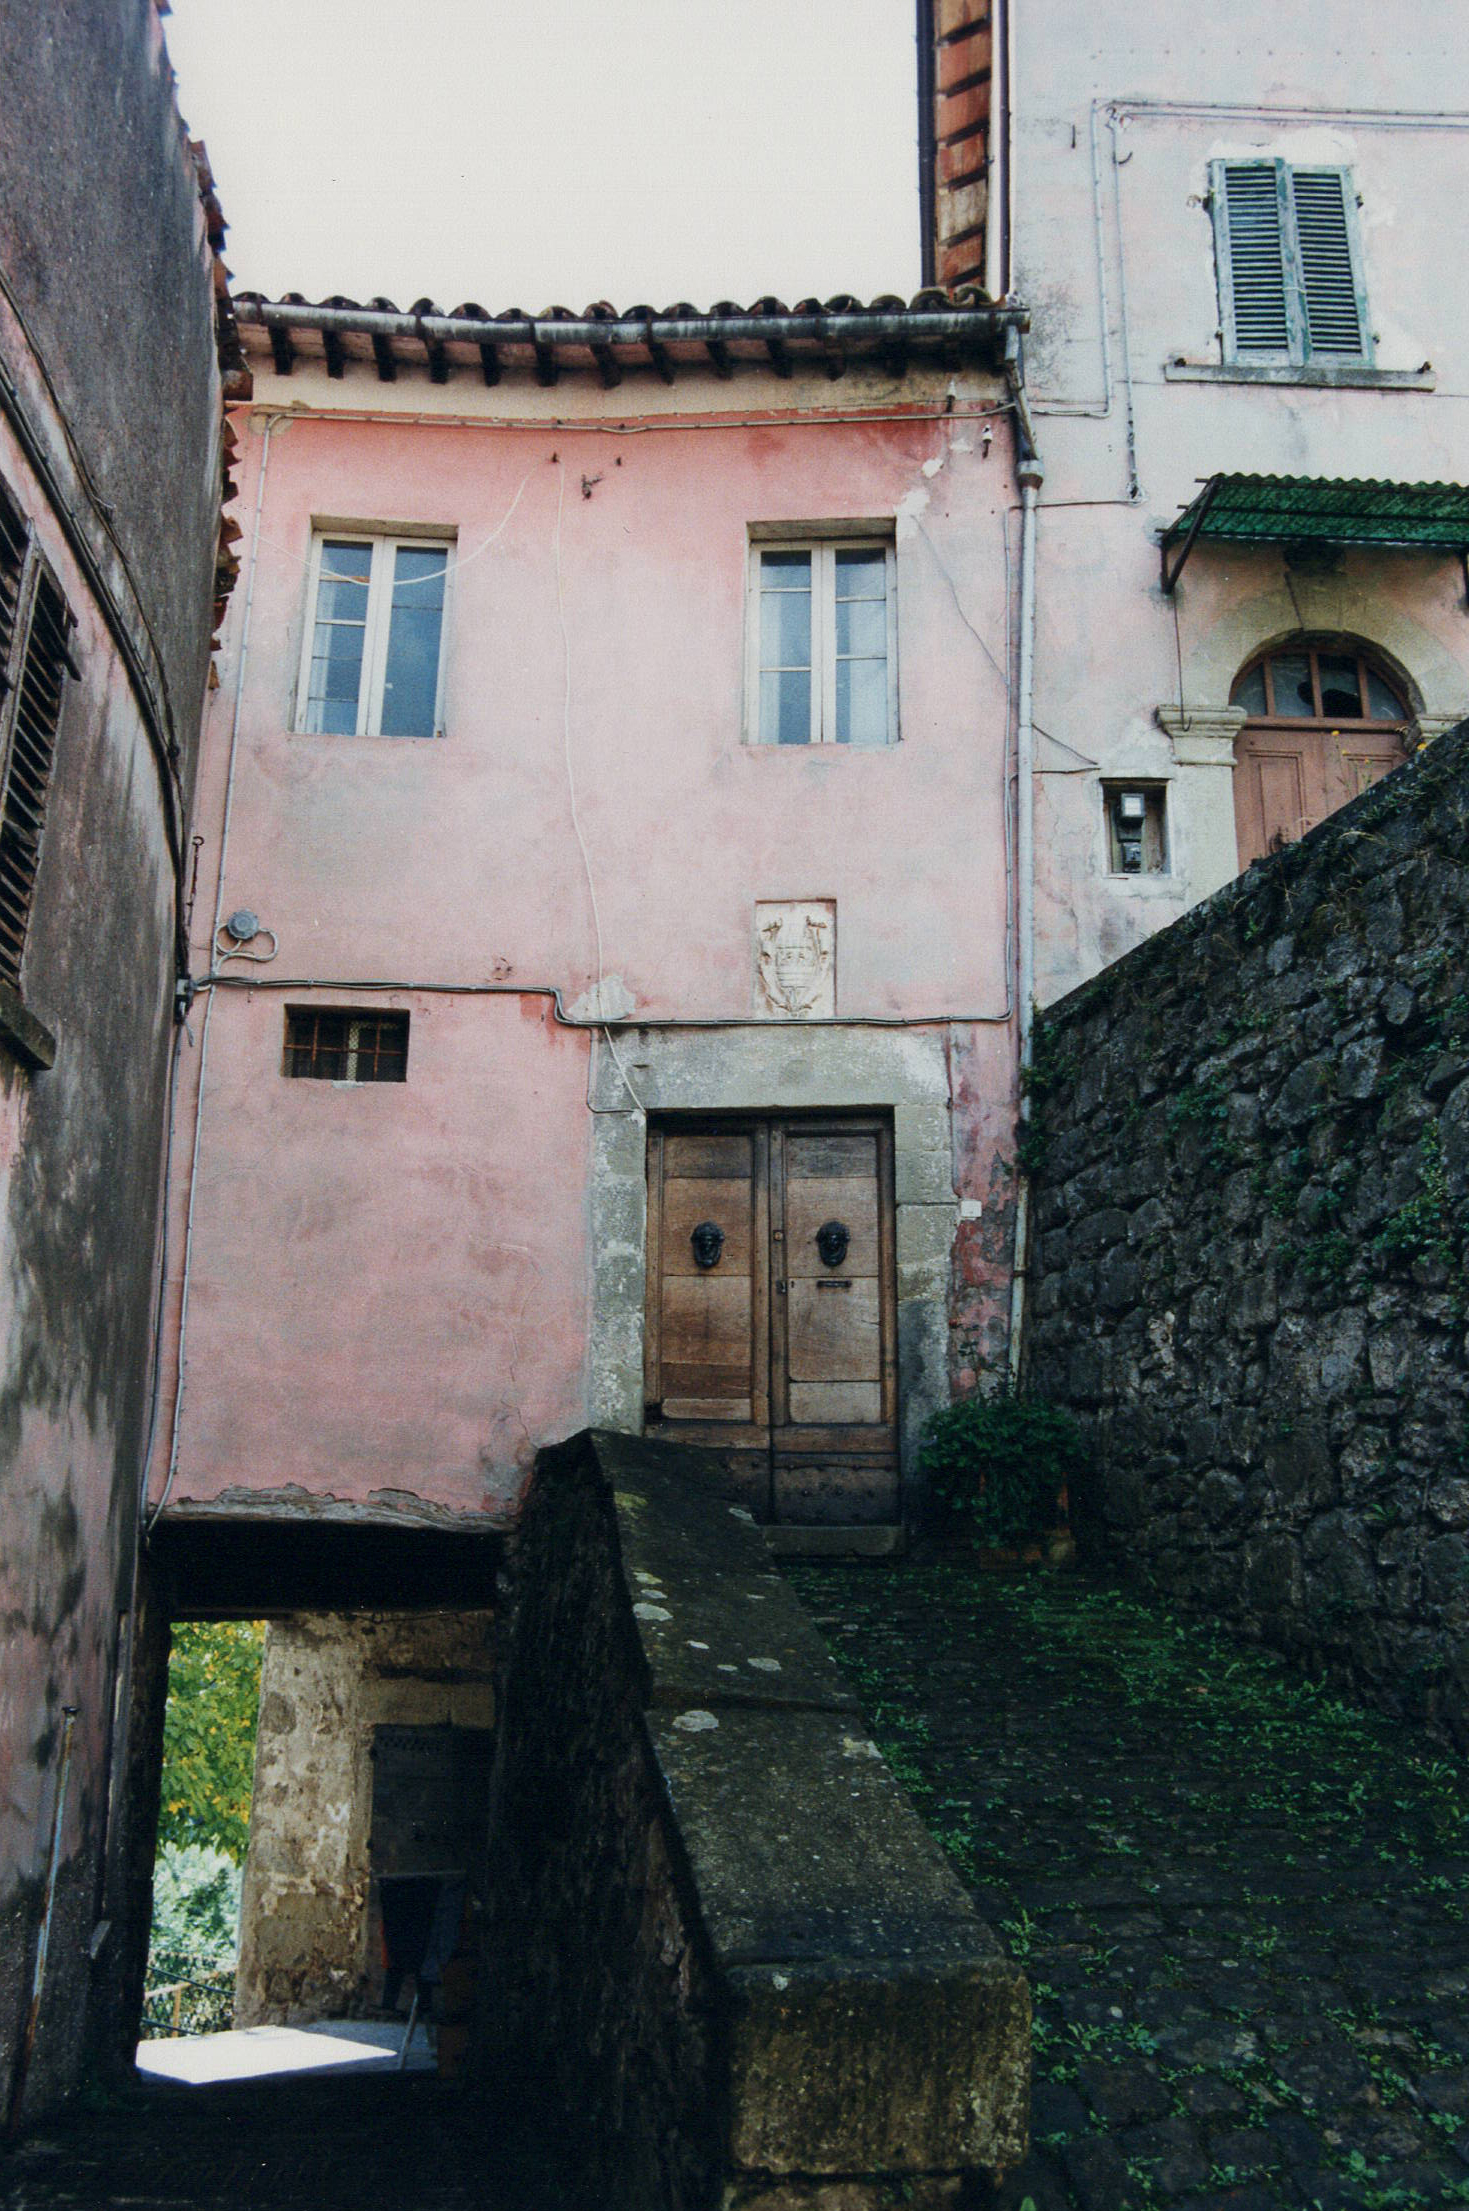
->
164, 0, 923, 308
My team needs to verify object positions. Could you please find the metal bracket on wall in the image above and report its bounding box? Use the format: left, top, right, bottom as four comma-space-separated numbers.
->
1160, 473, 1224, 595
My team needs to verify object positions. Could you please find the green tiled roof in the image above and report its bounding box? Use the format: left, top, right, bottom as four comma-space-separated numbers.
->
1163, 473, 1469, 550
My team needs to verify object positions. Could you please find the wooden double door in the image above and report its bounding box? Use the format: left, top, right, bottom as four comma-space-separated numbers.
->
1233, 725, 1407, 867
644, 1114, 899, 1525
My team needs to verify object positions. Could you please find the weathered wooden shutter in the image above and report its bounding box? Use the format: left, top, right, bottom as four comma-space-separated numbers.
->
0, 480, 27, 687
1213, 161, 1294, 360
0, 564, 70, 990
1289, 169, 1370, 360
1212, 160, 1370, 367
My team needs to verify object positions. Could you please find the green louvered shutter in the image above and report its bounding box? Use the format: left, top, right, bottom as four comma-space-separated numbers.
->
1289, 169, 1371, 361
1212, 160, 1371, 368
1213, 161, 1294, 361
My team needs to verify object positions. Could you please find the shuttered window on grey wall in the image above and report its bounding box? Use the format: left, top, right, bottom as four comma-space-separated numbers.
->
1210, 161, 1372, 368
0, 476, 74, 993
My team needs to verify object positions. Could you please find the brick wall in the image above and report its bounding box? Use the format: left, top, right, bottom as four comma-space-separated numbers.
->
931, 0, 992, 290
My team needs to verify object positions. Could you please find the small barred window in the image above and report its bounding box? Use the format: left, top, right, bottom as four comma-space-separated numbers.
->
283, 1008, 409, 1083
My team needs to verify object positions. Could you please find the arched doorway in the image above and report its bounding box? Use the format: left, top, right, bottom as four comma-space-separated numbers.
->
1230, 639, 1410, 866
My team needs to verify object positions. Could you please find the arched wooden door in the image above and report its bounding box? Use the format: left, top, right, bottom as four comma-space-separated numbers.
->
1231, 641, 1410, 868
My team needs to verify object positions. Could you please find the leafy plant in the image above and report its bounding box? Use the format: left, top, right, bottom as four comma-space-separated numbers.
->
919, 1391, 1083, 1545
141, 1844, 242, 2038
156, 1621, 265, 1859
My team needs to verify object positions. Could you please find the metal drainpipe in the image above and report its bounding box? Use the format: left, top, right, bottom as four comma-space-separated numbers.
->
1006, 345, 1044, 1391
6, 1708, 78, 2138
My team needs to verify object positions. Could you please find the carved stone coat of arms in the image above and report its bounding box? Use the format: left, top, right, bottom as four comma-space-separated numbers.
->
753, 900, 836, 1018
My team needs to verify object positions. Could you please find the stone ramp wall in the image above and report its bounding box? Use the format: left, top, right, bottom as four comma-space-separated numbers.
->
1026, 720, 1469, 1749
476, 1429, 1029, 2208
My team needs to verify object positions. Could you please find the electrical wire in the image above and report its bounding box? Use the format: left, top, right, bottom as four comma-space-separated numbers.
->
148, 414, 281, 1535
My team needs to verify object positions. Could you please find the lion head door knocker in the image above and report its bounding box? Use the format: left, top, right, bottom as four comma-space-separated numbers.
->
691, 1221, 725, 1270
816, 1219, 850, 1270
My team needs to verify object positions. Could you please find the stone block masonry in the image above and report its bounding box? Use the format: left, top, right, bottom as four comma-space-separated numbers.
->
1025, 720, 1469, 1749
477, 1430, 1029, 2208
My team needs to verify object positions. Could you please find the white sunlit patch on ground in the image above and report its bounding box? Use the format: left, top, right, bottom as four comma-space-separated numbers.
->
135, 2018, 436, 2085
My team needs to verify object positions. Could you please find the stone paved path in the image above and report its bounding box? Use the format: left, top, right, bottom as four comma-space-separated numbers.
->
790, 1559, 1469, 2211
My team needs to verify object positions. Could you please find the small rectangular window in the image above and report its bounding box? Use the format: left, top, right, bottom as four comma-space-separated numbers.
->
747, 533, 897, 745
283, 1007, 409, 1082
1104, 784, 1169, 876
1210, 161, 1371, 369
0, 476, 74, 992
297, 533, 450, 737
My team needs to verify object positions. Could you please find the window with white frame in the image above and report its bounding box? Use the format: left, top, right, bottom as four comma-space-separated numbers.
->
747, 534, 897, 746
297, 533, 451, 737
1210, 161, 1372, 368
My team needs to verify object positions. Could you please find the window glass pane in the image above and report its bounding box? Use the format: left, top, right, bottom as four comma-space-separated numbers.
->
1365, 667, 1405, 721
1269, 652, 1314, 717
836, 657, 888, 746
836, 596, 886, 657
760, 668, 811, 745
1232, 663, 1268, 714
380, 546, 448, 737
835, 549, 886, 599
760, 581, 810, 668
305, 543, 372, 733
1317, 653, 1363, 719
761, 549, 812, 583
306, 628, 366, 734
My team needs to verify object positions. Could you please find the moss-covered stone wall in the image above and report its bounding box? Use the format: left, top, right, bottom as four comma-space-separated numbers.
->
1026, 722, 1469, 1749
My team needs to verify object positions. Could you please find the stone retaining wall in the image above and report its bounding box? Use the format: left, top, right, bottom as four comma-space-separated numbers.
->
1026, 722, 1469, 1750
477, 1429, 1029, 2207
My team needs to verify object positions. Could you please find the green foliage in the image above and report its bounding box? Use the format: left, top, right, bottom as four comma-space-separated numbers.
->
156, 1621, 265, 1860
1373, 1123, 1454, 1275
919, 1392, 1083, 1545
1016, 1015, 1076, 1175
1165, 1070, 1240, 1174
141, 1844, 241, 2038
147, 1845, 242, 1987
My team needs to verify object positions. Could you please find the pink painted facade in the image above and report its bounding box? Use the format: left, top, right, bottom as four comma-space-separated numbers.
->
154, 345, 1025, 1529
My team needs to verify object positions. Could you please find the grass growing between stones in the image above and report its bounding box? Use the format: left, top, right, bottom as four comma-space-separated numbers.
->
787, 1559, 1469, 2211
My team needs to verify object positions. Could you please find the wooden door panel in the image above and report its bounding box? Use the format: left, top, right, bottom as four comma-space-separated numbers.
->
660, 1177, 754, 1275
784, 1174, 881, 1277
646, 1123, 766, 1443
1335, 738, 1405, 808
662, 1130, 756, 1180
660, 1278, 754, 1418
786, 1279, 881, 1381
1235, 738, 1307, 867
789, 1381, 883, 1423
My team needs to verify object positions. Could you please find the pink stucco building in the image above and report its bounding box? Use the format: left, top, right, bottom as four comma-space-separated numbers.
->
150, 295, 1029, 1555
